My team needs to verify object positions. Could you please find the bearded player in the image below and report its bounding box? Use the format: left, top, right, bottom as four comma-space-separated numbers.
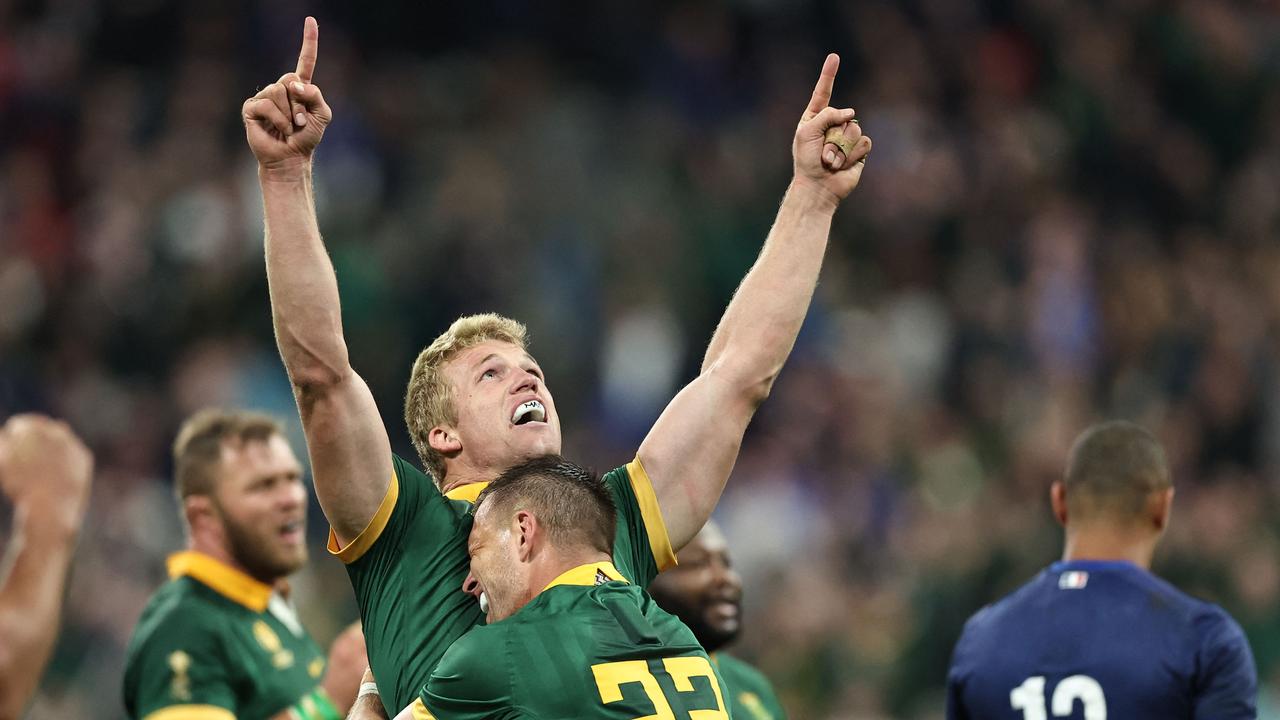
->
649, 521, 786, 720
123, 410, 367, 720
243, 17, 870, 714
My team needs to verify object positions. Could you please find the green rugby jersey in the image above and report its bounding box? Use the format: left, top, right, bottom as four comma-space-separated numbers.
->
123, 552, 332, 720
713, 653, 786, 720
329, 455, 676, 714
409, 561, 730, 719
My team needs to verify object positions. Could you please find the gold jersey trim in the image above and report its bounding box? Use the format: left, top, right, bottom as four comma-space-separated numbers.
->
443, 481, 488, 503
542, 561, 628, 591
141, 704, 236, 720
409, 698, 438, 720
327, 471, 399, 564
625, 457, 678, 572
167, 551, 272, 612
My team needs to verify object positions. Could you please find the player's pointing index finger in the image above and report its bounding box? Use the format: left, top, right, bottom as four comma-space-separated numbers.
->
296, 16, 319, 84
804, 53, 840, 120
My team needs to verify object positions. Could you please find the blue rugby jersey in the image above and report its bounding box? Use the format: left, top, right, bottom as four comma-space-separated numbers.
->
947, 560, 1256, 720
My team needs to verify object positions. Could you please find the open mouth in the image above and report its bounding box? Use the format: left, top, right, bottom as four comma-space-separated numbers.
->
511, 400, 547, 426
710, 600, 739, 619
279, 520, 304, 543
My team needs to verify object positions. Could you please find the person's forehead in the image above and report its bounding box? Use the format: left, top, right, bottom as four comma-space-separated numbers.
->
450, 341, 537, 371
219, 434, 301, 477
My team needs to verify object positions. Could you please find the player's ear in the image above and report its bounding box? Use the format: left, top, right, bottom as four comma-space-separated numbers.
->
1050, 482, 1069, 527
1151, 487, 1174, 532
428, 426, 462, 455
183, 494, 219, 535
514, 510, 537, 561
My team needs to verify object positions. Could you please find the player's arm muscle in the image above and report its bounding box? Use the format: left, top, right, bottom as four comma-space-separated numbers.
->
0, 513, 81, 719
253, 20, 393, 544
638, 56, 865, 550
262, 154, 394, 545
639, 183, 838, 549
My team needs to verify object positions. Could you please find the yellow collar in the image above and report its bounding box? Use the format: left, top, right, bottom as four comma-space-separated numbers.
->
444, 481, 489, 503
168, 551, 273, 612
542, 561, 629, 591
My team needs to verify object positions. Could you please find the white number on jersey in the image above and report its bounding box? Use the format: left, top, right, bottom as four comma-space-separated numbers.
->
1010, 675, 1106, 720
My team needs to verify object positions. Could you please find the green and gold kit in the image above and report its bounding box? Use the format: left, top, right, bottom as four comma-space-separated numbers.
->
714, 653, 786, 720
123, 552, 338, 720
329, 455, 676, 713
408, 561, 730, 719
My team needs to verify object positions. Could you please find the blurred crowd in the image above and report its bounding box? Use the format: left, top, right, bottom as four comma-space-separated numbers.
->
3, 0, 1280, 717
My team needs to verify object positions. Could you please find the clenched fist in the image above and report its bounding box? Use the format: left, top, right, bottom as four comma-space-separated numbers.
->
0, 414, 93, 534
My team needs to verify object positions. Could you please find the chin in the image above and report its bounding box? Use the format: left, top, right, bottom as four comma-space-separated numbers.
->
517, 435, 561, 457
272, 549, 308, 577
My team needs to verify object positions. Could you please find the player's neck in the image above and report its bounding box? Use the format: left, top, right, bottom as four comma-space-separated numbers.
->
1061, 527, 1157, 570
439, 460, 495, 494
528, 547, 614, 595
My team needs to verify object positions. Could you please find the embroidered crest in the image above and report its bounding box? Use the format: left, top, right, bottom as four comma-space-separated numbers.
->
253, 620, 295, 668
168, 651, 192, 701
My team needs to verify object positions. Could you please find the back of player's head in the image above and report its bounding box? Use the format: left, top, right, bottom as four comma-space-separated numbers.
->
1063, 420, 1171, 524
474, 454, 615, 555
173, 409, 283, 499
404, 313, 528, 483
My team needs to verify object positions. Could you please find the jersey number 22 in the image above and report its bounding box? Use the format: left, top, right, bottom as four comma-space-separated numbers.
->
593, 657, 728, 719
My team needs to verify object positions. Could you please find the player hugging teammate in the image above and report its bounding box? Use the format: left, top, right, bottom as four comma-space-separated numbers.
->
229, 14, 866, 720
0, 10, 1257, 720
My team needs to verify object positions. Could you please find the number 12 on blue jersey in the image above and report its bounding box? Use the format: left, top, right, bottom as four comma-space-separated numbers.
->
1011, 675, 1106, 720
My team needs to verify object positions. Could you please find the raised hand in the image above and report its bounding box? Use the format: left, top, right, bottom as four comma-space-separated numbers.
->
242, 17, 333, 171
792, 54, 872, 203
0, 414, 93, 534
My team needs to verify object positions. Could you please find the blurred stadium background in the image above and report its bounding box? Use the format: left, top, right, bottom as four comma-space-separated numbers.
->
4, 0, 1280, 717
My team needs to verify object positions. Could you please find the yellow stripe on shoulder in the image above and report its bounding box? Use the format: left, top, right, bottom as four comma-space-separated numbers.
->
141, 705, 236, 720
327, 471, 399, 564
409, 698, 438, 720
625, 456, 677, 572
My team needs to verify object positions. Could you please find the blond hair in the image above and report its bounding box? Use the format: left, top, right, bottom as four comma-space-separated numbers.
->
405, 313, 529, 484
173, 409, 284, 498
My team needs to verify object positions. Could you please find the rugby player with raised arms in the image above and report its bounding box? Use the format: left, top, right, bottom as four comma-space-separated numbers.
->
242, 16, 871, 715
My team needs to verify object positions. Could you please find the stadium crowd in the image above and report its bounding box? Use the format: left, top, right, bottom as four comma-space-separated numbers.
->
3, 0, 1280, 717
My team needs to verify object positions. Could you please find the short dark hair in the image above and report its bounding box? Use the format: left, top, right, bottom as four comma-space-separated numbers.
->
1063, 420, 1171, 522
173, 409, 284, 499
474, 455, 616, 555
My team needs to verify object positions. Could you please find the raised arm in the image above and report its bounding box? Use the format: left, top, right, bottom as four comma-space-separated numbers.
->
243, 17, 393, 543
0, 415, 92, 720
638, 54, 871, 549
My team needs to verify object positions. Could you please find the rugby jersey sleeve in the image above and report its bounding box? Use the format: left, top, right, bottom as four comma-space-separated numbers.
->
603, 458, 677, 588
329, 454, 477, 713
1192, 607, 1258, 720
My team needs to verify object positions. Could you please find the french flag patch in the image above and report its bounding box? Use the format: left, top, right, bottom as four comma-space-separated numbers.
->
1059, 571, 1089, 590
